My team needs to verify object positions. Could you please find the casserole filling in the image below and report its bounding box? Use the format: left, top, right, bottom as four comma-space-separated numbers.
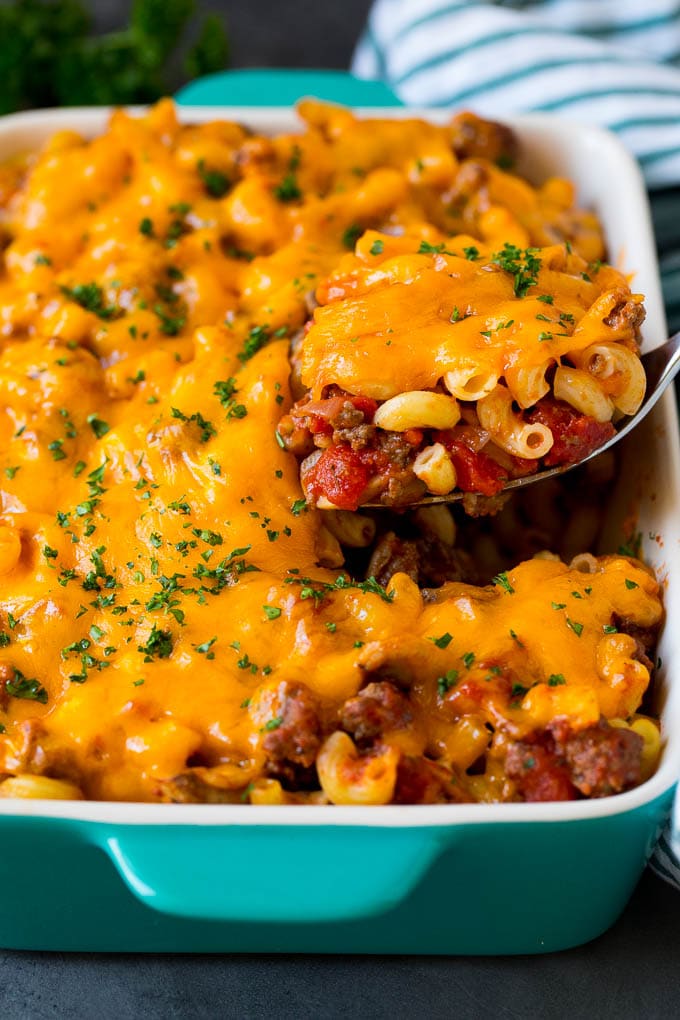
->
280, 234, 644, 510
0, 101, 662, 804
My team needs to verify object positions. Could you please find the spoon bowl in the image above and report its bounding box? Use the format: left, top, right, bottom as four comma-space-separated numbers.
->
364, 331, 680, 508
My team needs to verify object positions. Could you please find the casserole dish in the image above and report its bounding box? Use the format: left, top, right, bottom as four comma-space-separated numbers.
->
0, 93, 678, 954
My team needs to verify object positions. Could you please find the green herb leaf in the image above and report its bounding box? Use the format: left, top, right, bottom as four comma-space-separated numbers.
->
491, 243, 542, 298
437, 669, 459, 696
60, 283, 120, 320
138, 625, 173, 661
274, 174, 301, 203
566, 617, 583, 637
430, 632, 453, 649
197, 159, 230, 198
87, 414, 110, 439
342, 223, 362, 249
492, 572, 515, 595
5, 669, 47, 704
548, 673, 567, 686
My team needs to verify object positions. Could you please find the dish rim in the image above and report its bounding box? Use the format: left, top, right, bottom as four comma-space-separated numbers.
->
0, 102, 676, 828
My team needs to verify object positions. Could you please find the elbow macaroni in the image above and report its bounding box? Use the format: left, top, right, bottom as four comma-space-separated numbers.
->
478, 384, 554, 459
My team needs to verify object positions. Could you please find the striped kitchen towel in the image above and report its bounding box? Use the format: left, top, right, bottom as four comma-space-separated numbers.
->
352, 0, 680, 891
353, 0, 680, 333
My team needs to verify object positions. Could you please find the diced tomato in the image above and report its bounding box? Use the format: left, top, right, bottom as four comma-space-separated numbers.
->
350, 395, 379, 422
291, 393, 378, 435
436, 435, 508, 496
527, 399, 615, 467
402, 428, 424, 447
305, 444, 374, 510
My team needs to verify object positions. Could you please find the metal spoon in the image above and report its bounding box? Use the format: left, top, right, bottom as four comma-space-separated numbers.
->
365, 331, 680, 508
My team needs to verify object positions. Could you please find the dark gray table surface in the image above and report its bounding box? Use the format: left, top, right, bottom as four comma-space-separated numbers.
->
1, 2, 679, 1016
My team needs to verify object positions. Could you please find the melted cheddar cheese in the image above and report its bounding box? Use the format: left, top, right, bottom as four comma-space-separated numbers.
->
302, 233, 641, 400
0, 101, 661, 803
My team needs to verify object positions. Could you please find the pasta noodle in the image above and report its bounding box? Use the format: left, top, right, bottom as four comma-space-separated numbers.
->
477, 384, 554, 459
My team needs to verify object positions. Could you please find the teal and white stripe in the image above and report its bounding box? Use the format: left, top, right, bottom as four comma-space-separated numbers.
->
353, 0, 680, 889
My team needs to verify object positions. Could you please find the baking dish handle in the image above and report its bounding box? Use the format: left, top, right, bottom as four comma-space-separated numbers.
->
175, 68, 402, 108
101, 824, 447, 923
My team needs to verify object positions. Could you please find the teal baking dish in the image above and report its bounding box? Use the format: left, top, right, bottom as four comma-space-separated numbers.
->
0, 73, 678, 954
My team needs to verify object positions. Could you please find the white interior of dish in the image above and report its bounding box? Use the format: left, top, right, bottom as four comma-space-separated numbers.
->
0, 104, 677, 827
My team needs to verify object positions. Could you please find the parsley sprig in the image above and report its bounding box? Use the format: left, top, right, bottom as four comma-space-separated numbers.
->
491, 243, 542, 298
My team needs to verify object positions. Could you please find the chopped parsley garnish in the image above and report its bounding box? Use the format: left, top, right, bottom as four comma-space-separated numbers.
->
603, 624, 618, 634
195, 637, 217, 658
437, 669, 459, 696
430, 632, 453, 649
4, 466, 20, 479
492, 572, 515, 595
284, 572, 394, 606
5, 669, 47, 704
192, 528, 223, 547
139, 217, 154, 237
264, 716, 283, 731
171, 408, 216, 443
342, 223, 363, 249
551, 601, 567, 611
491, 243, 541, 298
566, 617, 584, 637
509, 629, 524, 647
548, 674, 567, 686
463, 245, 480, 261
418, 240, 453, 256
625, 578, 639, 590
47, 440, 66, 461
238, 325, 270, 363
290, 498, 308, 516
138, 625, 173, 661
197, 159, 230, 198
274, 174, 301, 202
263, 605, 282, 620
87, 414, 110, 439
60, 283, 120, 320
462, 651, 475, 670
153, 304, 186, 336
370, 239, 384, 256
214, 378, 247, 420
